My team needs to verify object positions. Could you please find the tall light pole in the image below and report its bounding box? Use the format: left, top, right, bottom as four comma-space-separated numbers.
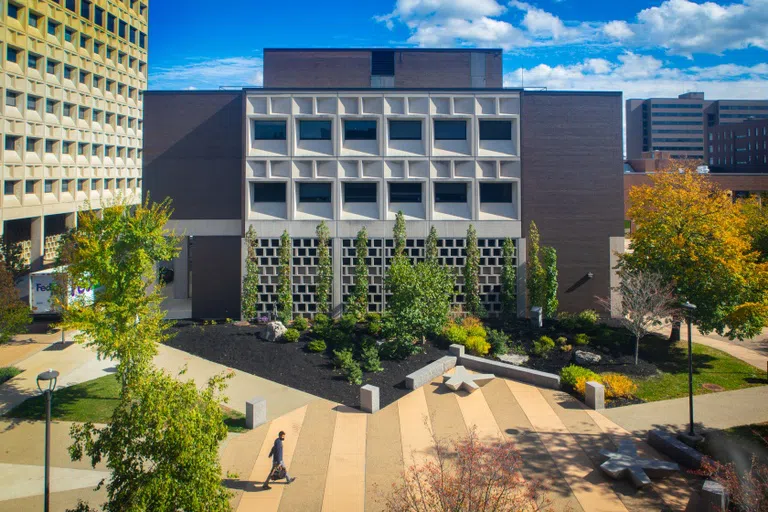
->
37, 369, 59, 512
680, 302, 697, 438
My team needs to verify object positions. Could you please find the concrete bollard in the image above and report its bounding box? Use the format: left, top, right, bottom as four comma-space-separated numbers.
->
360, 384, 380, 413
246, 397, 267, 429
449, 344, 465, 358
585, 381, 605, 410
700, 480, 729, 512
530, 307, 543, 328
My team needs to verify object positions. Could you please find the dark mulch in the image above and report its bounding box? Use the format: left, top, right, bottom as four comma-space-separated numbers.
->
166, 322, 449, 409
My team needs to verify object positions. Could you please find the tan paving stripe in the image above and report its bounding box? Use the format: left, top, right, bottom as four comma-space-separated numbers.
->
398, 386, 435, 468
220, 424, 272, 510
482, 379, 584, 512
506, 380, 629, 512
455, 385, 505, 440
2, 484, 107, 512
238, 405, 308, 512
365, 400, 404, 512
540, 388, 668, 512
587, 410, 695, 512
320, 407, 367, 512
422, 378, 468, 443
278, 400, 338, 512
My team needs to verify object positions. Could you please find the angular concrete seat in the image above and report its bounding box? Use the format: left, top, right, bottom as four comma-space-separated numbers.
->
442, 365, 495, 394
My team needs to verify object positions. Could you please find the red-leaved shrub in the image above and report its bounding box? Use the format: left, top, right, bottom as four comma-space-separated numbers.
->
699, 456, 768, 512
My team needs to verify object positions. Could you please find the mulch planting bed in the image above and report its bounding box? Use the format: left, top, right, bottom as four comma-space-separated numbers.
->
166, 322, 449, 409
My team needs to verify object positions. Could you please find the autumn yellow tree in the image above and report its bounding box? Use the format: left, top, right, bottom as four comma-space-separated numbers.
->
623, 163, 768, 340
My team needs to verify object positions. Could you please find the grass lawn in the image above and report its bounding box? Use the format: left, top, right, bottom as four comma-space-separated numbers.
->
5, 373, 247, 432
634, 337, 768, 402
0, 366, 23, 385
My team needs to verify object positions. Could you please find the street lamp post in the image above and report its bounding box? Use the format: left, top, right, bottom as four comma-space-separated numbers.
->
36, 369, 59, 512
680, 302, 697, 438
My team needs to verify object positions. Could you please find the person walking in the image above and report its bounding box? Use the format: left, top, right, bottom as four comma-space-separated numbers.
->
263, 430, 296, 489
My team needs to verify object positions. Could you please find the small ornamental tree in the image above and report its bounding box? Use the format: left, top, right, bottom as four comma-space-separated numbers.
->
500, 238, 517, 318
527, 221, 546, 312
463, 224, 485, 317
598, 268, 678, 365
0, 235, 28, 280
0, 260, 31, 344
348, 227, 369, 319
542, 246, 558, 319
316, 221, 332, 315
241, 226, 260, 322
426, 225, 439, 264
393, 210, 407, 259
385, 428, 550, 512
277, 230, 293, 324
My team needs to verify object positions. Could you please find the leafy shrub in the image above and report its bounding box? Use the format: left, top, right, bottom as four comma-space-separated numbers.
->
339, 313, 358, 332
0, 366, 22, 385
602, 373, 637, 399
333, 348, 354, 369
443, 323, 468, 345
332, 349, 363, 385
466, 324, 487, 339
360, 343, 383, 373
292, 317, 309, 332
366, 312, 381, 324
557, 312, 578, 331
532, 336, 555, 357
465, 336, 490, 356
576, 309, 600, 329
486, 329, 510, 356
366, 312, 382, 336
556, 336, 568, 346
307, 340, 326, 353
379, 339, 417, 361
461, 316, 483, 330
573, 333, 590, 346
560, 364, 600, 389
282, 328, 300, 343
313, 313, 332, 338
560, 344, 573, 352
574, 376, 599, 396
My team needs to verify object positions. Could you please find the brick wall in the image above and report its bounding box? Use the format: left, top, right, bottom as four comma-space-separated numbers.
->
521, 92, 625, 313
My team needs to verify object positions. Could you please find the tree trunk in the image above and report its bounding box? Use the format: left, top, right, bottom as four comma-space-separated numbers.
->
635, 335, 641, 365
669, 319, 681, 342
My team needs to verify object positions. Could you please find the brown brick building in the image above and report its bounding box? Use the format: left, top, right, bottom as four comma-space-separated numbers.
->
707, 118, 768, 173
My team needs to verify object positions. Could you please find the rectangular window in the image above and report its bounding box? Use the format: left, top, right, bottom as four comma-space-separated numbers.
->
80, 34, 89, 49
5, 91, 18, 107
129, 27, 137, 44
479, 120, 512, 140
62, 141, 72, 154
389, 182, 422, 203
119, 20, 127, 38
344, 182, 377, 203
77, 143, 86, 155
4, 181, 16, 196
46, 59, 57, 75
45, 99, 56, 114
4, 135, 18, 151
299, 120, 332, 140
77, 179, 85, 191
93, 41, 102, 55
434, 120, 467, 140
389, 120, 421, 140
434, 182, 467, 203
64, 27, 75, 43
44, 180, 54, 193
26, 138, 38, 152
29, 12, 40, 28
344, 120, 377, 141
64, 65, 74, 79
371, 50, 395, 76
106, 46, 113, 60
91, 179, 100, 190
26, 95, 38, 110
80, 0, 90, 19
62, 180, 70, 192
25, 181, 36, 194
27, 53, 39, 69
480, 182, 512, 203
107, 13, 115, 32
63, 103, 73, 116
298, 182, 332, 203
92, 145, 99, 156
92, 110, 100, 122
93, 75, 101, 88
7, 3, 19, 19
94, 6, 103, 25
47, 20, 58, 36
252, 182, 286, 202
6, 46, 19, 64
79, 71, 88, 84
253, 120, 286, 140
139, 32, 146, 49
65, 0, 76, 11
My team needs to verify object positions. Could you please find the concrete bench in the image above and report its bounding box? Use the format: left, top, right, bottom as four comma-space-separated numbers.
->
459, 354, 560, 389
586, 381, 605, 410
246, 397, 267, 429
647, 429, 704, 469
405, 355, 457, 390
360, 385, 379, 413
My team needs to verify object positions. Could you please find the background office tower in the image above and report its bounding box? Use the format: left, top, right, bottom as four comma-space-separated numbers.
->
1, 0, 148, 270
144, 49, 624, 320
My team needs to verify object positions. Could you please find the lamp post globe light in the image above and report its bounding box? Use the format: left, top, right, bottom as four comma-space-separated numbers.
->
37, 369, 59, 512
679, 302, 702, 445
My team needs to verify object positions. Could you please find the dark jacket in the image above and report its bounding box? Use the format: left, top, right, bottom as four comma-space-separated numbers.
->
268, 437, 284, 465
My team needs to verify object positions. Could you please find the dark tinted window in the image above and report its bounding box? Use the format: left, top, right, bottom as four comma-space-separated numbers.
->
344, 182, 377, 202
344, 120, 376, 140
107, 13, 115, 32
66, 0, 76, 11
299, 182, 331, 203
252, 182, 286, 202
389, 182, 421, 203
94, 6, 103, 25
435, 182, 467, 202
371, 50, 395, 76
389, 120, 421, 140
119, 20, 127, 38
299, 120, 332, 140
253, 120, 286, 140
80, 0, 90, 19
479, 120, 512, 140
434, 120, 466, 140
4, 181, 15, 195
480, 182, 512, 203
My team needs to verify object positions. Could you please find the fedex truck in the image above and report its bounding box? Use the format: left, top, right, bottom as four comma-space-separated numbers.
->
29, 267, 96, 315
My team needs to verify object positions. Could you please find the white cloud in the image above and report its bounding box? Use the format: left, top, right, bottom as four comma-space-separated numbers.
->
149, 57, 263, 90
512, 1, 581, 40
605, 0, 768, 56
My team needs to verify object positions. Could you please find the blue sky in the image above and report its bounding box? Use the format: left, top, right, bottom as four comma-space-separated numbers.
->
148, 0, 767, 100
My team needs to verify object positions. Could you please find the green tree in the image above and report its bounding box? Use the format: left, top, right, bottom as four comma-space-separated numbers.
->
0, 235, 28, 280
348, 227, 369, 319
241, 226, 260, 322
426, 226, 439, 264
393, 210, 407, 259
500, 238, 517, 318
526, 221, 546, 312
277, 230, 293, 324
69, 369, 232, 512
742, 196, 768, 262
463, 224, 484, 316
0, 260, 31, 344
59, 197, 180, 381
316, 221, 332, 315
542, 246, 558, 319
